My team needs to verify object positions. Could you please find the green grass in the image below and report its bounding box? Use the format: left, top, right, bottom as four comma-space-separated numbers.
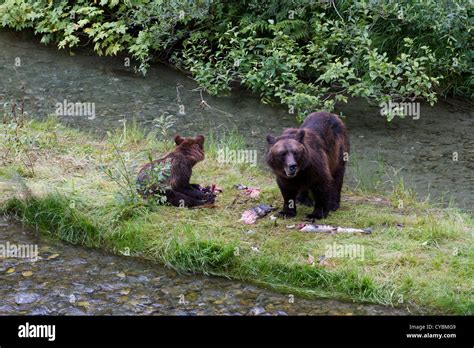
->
0, 119, 472, 314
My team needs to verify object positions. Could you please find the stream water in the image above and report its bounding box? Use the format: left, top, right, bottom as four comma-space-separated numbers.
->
0, 219, 408, 315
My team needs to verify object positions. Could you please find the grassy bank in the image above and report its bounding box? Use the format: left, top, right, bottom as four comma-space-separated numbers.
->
1, 118, 472, 314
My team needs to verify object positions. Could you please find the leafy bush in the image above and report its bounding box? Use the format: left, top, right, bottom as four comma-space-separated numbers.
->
0, 0, 471, 119
102, 136, 171, 223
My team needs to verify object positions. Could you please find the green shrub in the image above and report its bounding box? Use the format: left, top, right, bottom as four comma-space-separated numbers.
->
0, 0, 471, 118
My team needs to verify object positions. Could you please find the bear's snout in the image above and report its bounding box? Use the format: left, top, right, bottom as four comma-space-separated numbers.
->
287, 164, 298, 176
284, 156, 298, 177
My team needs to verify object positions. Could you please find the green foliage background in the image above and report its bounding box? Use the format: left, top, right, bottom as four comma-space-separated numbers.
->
1, 0, 472, 119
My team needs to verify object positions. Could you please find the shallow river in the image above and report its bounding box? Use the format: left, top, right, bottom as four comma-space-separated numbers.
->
0, 30, 472, 210
0, 219, 408, 315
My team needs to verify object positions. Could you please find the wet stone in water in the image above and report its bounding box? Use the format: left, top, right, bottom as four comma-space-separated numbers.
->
15, 293, 39, 304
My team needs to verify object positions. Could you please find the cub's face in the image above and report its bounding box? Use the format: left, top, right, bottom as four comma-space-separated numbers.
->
266, 136, 306, 178
174, 135, 205, 163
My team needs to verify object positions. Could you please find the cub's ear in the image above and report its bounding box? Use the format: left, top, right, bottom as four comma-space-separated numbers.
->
195, 135, 205, 147
175, 135, 184, 145
266, 134, 277, 145
296, 130, 305, 143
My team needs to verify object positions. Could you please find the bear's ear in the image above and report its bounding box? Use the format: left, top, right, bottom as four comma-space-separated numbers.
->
195, 135, 205, 147
296, 130, 305, 143
175, 135, 184, 145
266, 134, 277, 145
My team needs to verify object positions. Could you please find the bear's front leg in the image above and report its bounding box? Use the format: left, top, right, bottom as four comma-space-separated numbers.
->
176, 185, 209, 200
296, 190, 314, 207
188, 184, 215, 203
165, 189, 209, 207
306, 186, 330, 220
277, 179, 298, 219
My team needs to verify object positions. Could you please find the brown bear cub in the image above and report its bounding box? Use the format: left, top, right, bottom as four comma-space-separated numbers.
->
266, 112, 349, 220
137, 134, 215, 207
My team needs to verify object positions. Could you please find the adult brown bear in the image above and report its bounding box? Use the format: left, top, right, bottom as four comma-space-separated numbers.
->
137, 134, 215, 207
266, 112, 349, 220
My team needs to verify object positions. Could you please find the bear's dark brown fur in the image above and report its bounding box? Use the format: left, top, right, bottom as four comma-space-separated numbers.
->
266, 112, 349, 220
137, 134, 215, 207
